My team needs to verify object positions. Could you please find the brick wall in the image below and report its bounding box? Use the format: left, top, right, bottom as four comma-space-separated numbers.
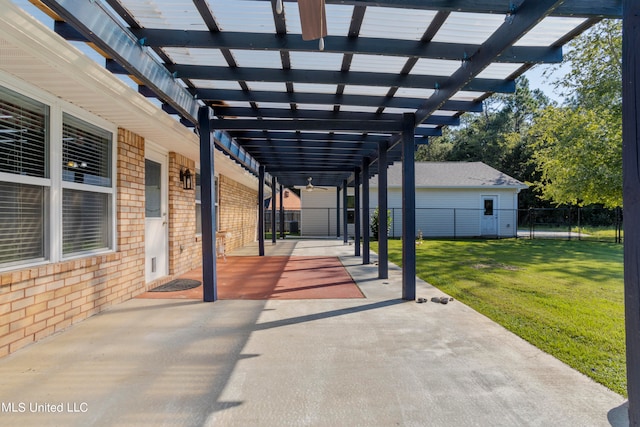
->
219, 174, 258, 253
168, 153, 200, 275
0, 128, 147, 357
0, 132, 260, 358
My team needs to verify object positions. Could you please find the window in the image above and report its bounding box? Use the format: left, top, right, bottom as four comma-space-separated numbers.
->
62, 114, 113, 256
0, 84, 115, 269
0, 86, 49, 266
484, 199, 494, 216
62, 114, 111, 187
145, 159, 162, 218
347, 195, 355, 224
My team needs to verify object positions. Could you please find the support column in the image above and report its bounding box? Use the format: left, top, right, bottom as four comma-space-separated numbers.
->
336, 186, 341, 238
279, 184, 285, 239
623, 1, 640, 421
198, 106, 217, 302
258, 165, 265, 256
378, 141, 389, 280
343, 180, 348, 244
354, 167, 361, 257
402, 113, 416, 301
271, 176, 277, 244
363, 158, 370, 264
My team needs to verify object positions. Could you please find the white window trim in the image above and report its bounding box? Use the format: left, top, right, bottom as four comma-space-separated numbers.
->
0, 73, 118, 271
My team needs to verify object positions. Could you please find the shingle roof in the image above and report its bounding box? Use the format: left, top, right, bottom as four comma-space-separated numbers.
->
370, 162, 528, 189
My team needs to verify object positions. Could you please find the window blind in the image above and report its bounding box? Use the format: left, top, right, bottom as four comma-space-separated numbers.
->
62, 189, 109, 255
0, 86, 48, 178
0, 183, 46, 264
62, 113, 111, 187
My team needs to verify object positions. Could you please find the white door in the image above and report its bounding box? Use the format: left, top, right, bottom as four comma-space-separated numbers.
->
145, 150, 168, 282
481, 196, 498, 236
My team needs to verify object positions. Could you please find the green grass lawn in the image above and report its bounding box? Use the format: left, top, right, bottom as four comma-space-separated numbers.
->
372, 239, 626, 396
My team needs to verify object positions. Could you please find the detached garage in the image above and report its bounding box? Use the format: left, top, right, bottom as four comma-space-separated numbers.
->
300, 161, 527, 239
370, 162, 528, 238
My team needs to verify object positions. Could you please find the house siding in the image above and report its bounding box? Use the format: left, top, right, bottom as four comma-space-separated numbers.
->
378, 188, 519, 238
300, 188, 353, 236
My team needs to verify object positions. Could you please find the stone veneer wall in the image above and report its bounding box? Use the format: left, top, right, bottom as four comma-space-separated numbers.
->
0, 128, 147, 357
219, 174, 258, 253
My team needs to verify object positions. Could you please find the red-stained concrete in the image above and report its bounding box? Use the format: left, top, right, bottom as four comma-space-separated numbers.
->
138, 256, 364, 300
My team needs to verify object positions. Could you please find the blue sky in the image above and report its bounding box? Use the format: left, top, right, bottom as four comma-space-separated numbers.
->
523, 63, 570, 105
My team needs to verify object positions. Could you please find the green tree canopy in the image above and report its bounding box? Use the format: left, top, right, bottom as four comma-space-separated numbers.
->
528, 106, 622, 208
528, 19, 622, 208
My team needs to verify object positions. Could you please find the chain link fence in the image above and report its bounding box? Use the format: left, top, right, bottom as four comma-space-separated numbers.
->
518, 207, 623, 243
264, 210, 302, 234
272, 207, 623, 243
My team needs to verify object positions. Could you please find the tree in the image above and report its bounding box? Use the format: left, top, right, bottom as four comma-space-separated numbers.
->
529, 20, 622, 208
550, 20, 622, 113
416, 77, 550, 207
528, 106, 622, 208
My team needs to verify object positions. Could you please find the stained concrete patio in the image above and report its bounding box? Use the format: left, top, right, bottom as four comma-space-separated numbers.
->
0, 239, 628, 426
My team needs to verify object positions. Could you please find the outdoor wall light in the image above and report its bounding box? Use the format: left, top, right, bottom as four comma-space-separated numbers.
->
180, 168, 193, 190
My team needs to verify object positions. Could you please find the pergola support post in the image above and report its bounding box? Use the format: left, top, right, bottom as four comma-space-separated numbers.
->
402, 113, 416, 301
199, 106, 217, 302
362, 158, 371, 265
378, 140, 389, 280
354, 167, 361, 257
343, 180, 348, 244
258, 165, 265, 256
336, 186, 341, 238
279, 184, 285, 239
271, 176, 277, 244
623, 0, 640, 422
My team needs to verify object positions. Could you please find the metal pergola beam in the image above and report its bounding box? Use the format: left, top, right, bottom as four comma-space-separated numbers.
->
214, 107, 460, 125
168, 65, 516, 93
231, 131, 439, 142
214, 119, 404, 132
387, 0, 569, 150
238, 140, 381, 150
186, 88, 482, 113
132, 29, 562, 64
41, 0, 200, 123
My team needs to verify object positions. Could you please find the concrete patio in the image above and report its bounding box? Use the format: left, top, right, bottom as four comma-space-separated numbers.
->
0, 239, 628, 426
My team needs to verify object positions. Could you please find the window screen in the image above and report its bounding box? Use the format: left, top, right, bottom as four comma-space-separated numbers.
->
62, 113, 111, 187
0, 182, 46, 265
62, 189, 110, 255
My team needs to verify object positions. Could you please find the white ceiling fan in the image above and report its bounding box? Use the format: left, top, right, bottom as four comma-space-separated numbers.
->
306, 177, 329, 192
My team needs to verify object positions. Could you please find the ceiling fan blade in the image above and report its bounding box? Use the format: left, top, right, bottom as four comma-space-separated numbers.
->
297, 0, 327, 41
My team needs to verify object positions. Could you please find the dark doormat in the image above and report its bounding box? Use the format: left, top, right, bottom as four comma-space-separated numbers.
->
150, 279, 202, 292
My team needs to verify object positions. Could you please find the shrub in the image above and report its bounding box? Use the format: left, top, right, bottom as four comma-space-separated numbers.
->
371, 207, 392, 240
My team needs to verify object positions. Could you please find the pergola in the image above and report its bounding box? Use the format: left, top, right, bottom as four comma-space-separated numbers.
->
30, 0, 640, 420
